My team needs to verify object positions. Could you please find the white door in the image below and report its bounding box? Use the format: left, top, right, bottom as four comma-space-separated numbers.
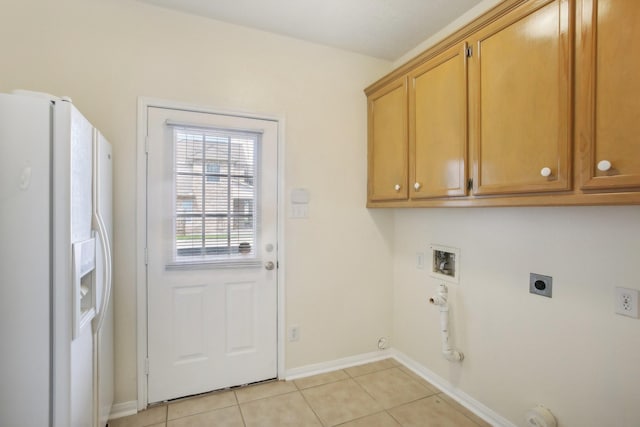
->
146, 106, 278, 403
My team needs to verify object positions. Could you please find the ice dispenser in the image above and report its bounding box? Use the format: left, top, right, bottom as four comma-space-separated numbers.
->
72, 236, 96, 339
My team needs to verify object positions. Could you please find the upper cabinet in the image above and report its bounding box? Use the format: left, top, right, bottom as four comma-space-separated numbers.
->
409, 43, 469, 199
468, 0, 572, 195
367, 77, 408, 202
576, 0, 640, 190
365, 0, 640, 207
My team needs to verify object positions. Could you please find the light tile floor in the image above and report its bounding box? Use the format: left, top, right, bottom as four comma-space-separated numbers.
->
108, 359, 491, 427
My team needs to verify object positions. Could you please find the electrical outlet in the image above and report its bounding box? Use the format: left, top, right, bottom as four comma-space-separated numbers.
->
615, 287, 639, 318
288, 325, 300, 342
377, 337, 389, 350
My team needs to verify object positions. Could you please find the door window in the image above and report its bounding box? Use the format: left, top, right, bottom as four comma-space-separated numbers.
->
173, 126, 258, 263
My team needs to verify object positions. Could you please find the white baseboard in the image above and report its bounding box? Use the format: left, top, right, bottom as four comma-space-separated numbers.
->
391, 349, 516, 427
284, 349, 392, 380
109, 400, 138, 421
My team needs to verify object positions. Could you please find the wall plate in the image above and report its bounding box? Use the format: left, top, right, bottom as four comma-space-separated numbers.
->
430, 244, 460, 284
530, 273, 553, 298
615, 287, 639, 318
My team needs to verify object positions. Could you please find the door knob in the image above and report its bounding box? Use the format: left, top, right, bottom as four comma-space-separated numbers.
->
540, 167, 552, 177
265, 261, 275, 271
597, 160, 612, 172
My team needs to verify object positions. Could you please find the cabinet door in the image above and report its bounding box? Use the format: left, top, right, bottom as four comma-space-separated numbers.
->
469, 0, 572, 195
577, 0, 640, 190
409, 44, 468, 199
367, 77, 408, 202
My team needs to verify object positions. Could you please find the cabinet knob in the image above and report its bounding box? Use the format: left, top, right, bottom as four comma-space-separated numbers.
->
597, 160, 612, 172
540, 167, 552, 177
414, 182, 421, 191
394, 184, 401, 192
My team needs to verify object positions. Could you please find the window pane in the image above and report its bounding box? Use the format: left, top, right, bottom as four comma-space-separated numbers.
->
173, 126, 258, 261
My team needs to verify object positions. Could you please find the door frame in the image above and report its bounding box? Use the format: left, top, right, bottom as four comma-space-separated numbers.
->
135, 97, 286, 409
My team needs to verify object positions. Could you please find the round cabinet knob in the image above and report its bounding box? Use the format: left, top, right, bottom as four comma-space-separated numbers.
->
265, 261, 275, 271
414, 182, 421, 191
597, 160, 612, 172
540, 167, 552, 177
394, 184, 401, 192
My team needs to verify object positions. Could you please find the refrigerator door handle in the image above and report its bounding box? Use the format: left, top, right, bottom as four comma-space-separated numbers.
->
92, 206, 112, 333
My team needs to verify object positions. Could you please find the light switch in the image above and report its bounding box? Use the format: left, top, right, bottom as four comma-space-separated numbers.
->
291, 188, 309, 204
290, 188, 309, 218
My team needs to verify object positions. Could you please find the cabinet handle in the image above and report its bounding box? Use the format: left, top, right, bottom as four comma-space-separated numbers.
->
597, 160, 612, 172
414, 182, 421, 191
394, 184, 401, 192
540, 167, 552, 177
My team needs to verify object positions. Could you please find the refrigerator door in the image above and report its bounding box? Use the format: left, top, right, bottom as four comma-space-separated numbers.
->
93, 130, 114, 427
64, 103, 96, 427
0, 93, 53, 427
70, 104, 96, 339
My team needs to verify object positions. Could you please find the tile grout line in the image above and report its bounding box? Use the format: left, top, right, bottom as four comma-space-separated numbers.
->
233, 388, 248, 427
293, 380, 328, 426
293, 370, 350, 391
346, 365, 466, 427
433, 392, 485, 427
164, 389, 242, 424
301, 361, 400, 426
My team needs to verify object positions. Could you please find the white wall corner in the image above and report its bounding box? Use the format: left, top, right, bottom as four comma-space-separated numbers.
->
391, 349, 517, 427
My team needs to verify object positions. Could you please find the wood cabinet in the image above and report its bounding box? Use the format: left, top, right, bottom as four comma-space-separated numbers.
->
409, 43, 468, 199
365, 0, 640, 207
367, 77, 408, 202
576, 0, 640, 190
468, 0, 572, 195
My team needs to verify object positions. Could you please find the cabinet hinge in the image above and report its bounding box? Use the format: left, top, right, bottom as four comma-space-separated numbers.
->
145, 358, 150, 375
467, 178, 473, 190
145, 135, 150, 154
466, 46, 473, 58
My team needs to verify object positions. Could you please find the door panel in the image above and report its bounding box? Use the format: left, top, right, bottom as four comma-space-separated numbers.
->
368, 77, 408, 201
226, 282, 257, 353
578, 0, 640, 189
469, 0, 571, 195
173, 285, 206, 362
146, 106, 278, 403
410, 43, 468, 199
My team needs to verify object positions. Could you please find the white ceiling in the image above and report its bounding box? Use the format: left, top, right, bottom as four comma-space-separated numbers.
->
136, 0, 482, 60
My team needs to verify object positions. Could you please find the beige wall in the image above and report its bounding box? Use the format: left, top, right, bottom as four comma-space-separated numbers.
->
0, 0, 394, 405
393, 206, 640, 426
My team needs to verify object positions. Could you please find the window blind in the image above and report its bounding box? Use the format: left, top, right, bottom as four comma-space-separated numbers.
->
171, 124, 258, 262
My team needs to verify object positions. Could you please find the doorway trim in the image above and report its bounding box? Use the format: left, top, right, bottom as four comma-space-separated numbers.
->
136, 97, 286, 410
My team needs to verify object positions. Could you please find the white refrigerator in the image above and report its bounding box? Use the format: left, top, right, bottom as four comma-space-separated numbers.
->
0, 91, 113, 427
